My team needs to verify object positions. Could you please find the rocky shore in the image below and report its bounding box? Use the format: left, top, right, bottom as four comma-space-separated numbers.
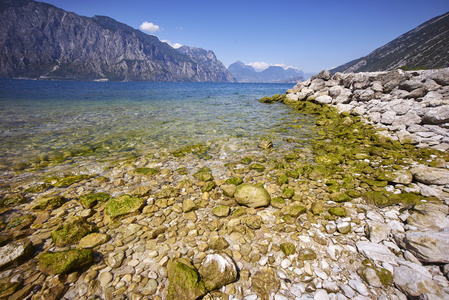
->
0, 69, 449, 300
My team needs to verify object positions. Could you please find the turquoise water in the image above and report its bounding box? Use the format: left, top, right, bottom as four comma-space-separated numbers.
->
0, 80, 316, 184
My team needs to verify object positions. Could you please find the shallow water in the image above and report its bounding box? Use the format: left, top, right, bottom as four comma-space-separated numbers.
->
0, 80, 316, 186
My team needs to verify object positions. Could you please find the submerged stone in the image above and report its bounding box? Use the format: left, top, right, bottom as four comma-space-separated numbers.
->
105, 194, 145, 219
199, 253, 238, 291
51, 216, 98, 247
38, 249, 93, 275
280, 242, 296, 255
252, 267, 280, 299
167, 258, 207, 300
31, 195, 65, 210
234, 184, 271, 208
0, 239, 34, 270
79, 192, 110, 209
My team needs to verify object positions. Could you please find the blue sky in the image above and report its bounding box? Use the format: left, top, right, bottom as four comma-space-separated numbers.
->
43, 0, 449, 73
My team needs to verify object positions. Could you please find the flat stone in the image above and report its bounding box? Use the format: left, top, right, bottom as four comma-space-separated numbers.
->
394, 262, 444, 298
406, 202, 449, 231
410, 165, 449, 185
38, 249, 93, 275
182, 199, 197, 213
404, 231, 449, 264
0, 239, 34, 270
366, 220, 390, 243
356, 241, 397, 266
107, 251, 125, 268
78, 233, 109, 248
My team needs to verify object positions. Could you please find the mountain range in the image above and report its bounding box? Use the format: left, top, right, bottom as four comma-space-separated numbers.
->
331, 11, 449, 73
0, 0, 235, 82
227, 61, 306, 83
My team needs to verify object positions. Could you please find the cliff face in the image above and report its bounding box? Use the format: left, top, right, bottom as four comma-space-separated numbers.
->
331, 11, 449, 73
0, 0, 235, 82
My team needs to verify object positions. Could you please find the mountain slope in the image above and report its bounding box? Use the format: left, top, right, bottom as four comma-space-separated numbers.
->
228, 61, 304, 83
331, 11, 449, 73
0, 0, 235, 82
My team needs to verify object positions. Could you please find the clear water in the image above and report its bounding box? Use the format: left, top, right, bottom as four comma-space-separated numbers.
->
0, 79, 316, 185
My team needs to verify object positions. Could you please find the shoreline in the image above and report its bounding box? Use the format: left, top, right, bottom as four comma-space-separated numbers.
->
0, 73, 449, 299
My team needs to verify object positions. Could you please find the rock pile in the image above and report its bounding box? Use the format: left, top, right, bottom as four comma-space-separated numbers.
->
287, 68, 449, 150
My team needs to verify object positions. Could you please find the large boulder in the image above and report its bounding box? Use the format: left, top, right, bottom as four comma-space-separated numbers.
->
198, 254, 238, 291
404, 231, 449, 264
251, 267, 280, 299
167, 258, 207, 300
406, 202, 449, 231
394, 261, 444, 298
356, 241, 397, 266
0, 239, 34, 270
410, 165, 449, 185
38, 249, 93, 275
234, 184, 271, 208
422, 105, 449, 125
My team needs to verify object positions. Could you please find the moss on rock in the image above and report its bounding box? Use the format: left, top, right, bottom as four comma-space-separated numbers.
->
38, 249, 93, 275
79, 192, 110, 209
105, 195, 145, 219
51, 216, 98, 247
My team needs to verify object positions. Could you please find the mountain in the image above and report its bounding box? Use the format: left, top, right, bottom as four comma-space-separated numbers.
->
331, 11, 449, 73
228, 61, 305, 83
0, 0, 235, 82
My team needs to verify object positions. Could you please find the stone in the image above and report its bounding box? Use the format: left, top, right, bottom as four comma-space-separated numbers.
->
258, 139, 273, 149
406, 202, 449, 231
430, 70, 449, 86
314, 289, 329, 300
394, 263, 444, 298
107, 251, 125, 268
286, 93, 299, 101
212, 205, 230, 217
198, 253, 238, 291
356, 241, 397, 265
51, 216, 97, 247
348, 279, 369, 296
244, 215, 262, 229
182, 199, 197, 213
357, 265, 393, 288
310, 79, 325, 91
167, 258, 207, 300
31, 195, 65, 210
315, 95, 333, 104
399, 80, 423, 92
381, 111, 396, 125
78, 233, 109, 248
251, 267, 280, 299
79, 192, 110, 208
366, 220, 390, 243
234, 184, 271, 208
317, 70, 332, 81
377, 170, 413, 185
328, 207, 345, 217
105, 195, 145, 219
99, 271, 113, 287
38, 249, 93, 275
329, 86, 343, 98
404, 231, 449, 264
422, 105, 449, 125
353, 89, 374, 101
221, 184, 236, 197
209, 236, 229, 250
280, 242, 296, 255
298, 248, 317, 261
410, 165, 449, 185
0, 239, 34, 270
337, 222, 351, 234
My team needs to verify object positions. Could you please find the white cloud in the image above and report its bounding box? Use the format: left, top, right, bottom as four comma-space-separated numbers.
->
140, 21, 160, 33
162, 40, 183, 49
248, 61, 299, 72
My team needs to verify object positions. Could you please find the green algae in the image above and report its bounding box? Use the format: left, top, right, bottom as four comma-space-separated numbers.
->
328, 207, 346, 217
226, 177, 243, 186
38, 249, 93, 275
6, 214, 35, 229
0, 194, 26, 207
172, 143, 210, 159
134, 167, 160, 176
51, 216, 98, 247
79, 192, 111, 209
105, 195, 146, 219
32, 195, 65, 210
276, 174, 288, 185
250, 163, 265, 172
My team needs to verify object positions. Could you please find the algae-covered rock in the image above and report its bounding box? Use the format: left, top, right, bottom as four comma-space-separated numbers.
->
79, 192, 110, 209
276, 174, 288, 185
280, 242, 296, 255
330, 193, 351, 203
271, 197, 286, 209
234, 184, 271, 208
250, 163, 265, 172
226, 177, 243, 186
0, 278, 21, 298
201, 181, 216, 193
358, 265, 393, 288
281, 204, 306, 217
315, 154, 344, 166
251, 268, 280, 299
167, 258, 207, 300
298, 248, 317, 261
377, 170, 413, 185
134, 167, 159, 176
51, 216, 98, 247
212, 205, 230, 217
258, 138, 273, 150
31, 195, 65, 210
105, 194, 145, 219
199, 254, 238, 291
193, 167, 214, 182
209, 236, 229, 250
38, 249, 93, 275
6, 214, 35, 230
52, 174, 90, 187
221, 184, 236, 197
281, 187, 294, 199
328, 207, 346, 217
244, 215, 262, 230
0, 194, 26, 207
363, 191, 422, 208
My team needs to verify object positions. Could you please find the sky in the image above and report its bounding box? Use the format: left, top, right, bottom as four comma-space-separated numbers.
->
42, 0, 449, 73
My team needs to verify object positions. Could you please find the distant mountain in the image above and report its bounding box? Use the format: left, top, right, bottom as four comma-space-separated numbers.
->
331, 11, 449, 73
0, 0, 235, 82
228, 61, 305, 83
